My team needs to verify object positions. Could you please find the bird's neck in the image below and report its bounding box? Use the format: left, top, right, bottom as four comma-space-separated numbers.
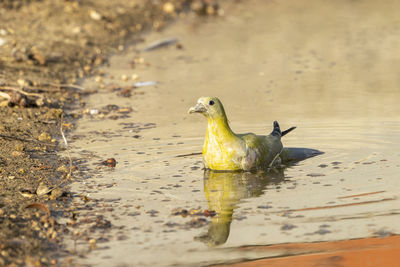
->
206, 116, 236, 141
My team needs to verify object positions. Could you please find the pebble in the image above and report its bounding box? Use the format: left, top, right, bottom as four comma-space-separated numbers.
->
50, 188, 64, 200
38, 132, 51, 142
89, 238, 97, 249
89, 109, 99, 115
163, 2, 175, 14
36, 182, 51, 196
131, 73, 139, 81
89, 10, 102, 21
0, 100, 9, 107
56, 165, 69, 173
11, 151, 24, 157
281, 224, 297, 231
306, 173, 325, 177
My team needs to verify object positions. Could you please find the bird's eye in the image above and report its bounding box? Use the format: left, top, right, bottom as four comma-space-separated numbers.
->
209, 100, 215, 106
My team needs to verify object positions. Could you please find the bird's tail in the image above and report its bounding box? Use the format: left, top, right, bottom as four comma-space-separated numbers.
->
282, 126, 296, 137
271, 121, 281, 136
271, 121, 296, 137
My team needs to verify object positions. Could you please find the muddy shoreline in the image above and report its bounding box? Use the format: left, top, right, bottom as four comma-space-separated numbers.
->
2, 0, 400, 266
0, 1, 219, 265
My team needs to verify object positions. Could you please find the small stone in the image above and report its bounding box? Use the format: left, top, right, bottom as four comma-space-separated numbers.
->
38, 132, 51, 142
0, 100, 9, 107
47, 108, 63, 119
101, 158, 117, 167
36, 182, 51, 196
72, 26, 81, 34
11, 151, 23, 157
281, 224, 297, 231
131, 73, 139, 81
121, 74, 128, 81
89, 109, 99, 115
95, 76, 102, 83
50, 188, 64, 200
163, 2, 175, 14
17, 78, 32, 87
306, 173, 325, 177
89, 239, 97, 249
206, 5, 215, 15
31, 47, 46, 65
20, 187, 35, 198
89, 10, 102, 20
56, 165, 69, 173
35, 98, 44, 107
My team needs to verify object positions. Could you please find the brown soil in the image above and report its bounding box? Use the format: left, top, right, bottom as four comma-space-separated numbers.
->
217, 235, 400, 267
0, 0, 218, 265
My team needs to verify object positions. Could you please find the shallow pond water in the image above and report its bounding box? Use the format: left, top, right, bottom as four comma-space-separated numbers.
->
69, 0, 400, 265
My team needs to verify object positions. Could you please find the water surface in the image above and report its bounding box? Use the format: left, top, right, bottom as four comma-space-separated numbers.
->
70, 0, 400, 265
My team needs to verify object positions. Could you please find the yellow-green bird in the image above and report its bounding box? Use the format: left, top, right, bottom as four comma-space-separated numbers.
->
188, 96, 296, 171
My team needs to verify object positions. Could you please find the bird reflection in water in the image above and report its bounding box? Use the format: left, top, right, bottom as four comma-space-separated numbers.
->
195, 169, 285, 246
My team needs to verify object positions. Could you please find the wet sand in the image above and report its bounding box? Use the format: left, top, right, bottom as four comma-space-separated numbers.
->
69, 0, 400, 265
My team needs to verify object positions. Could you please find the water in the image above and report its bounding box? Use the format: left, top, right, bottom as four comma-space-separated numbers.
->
69, 0, 400, 265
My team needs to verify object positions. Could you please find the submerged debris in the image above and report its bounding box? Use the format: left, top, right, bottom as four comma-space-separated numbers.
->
133, 81, 158, 88
186, 217, 208, 228
306, 173, 326, 177
142, 37, 178, 52
172, 208, 216, 217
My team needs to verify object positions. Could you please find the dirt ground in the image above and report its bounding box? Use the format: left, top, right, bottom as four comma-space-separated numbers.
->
0, 0, 219, 265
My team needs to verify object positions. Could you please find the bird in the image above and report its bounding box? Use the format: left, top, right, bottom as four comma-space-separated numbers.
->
188, 97, 296, 171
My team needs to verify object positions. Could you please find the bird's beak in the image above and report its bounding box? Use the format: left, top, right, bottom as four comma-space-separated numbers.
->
188, 102, 206, 114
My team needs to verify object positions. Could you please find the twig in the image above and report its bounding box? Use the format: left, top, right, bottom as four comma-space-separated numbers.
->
1, 83, 84, 93
47, 83, 85, 91
26, 202, 50, 216
175, 152, 202, 158
60, 114, 73, 178
0, 86, 43, 98
142, 37, 179, 52
0, 133, 57, 146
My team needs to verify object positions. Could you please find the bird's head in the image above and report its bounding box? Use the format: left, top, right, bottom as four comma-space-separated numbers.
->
188, 97, 227, 119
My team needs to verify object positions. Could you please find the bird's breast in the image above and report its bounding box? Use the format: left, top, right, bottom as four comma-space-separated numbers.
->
203, 131, 244, 171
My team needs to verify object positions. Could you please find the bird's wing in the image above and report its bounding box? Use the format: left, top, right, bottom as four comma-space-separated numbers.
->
239, 133, 283, 168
